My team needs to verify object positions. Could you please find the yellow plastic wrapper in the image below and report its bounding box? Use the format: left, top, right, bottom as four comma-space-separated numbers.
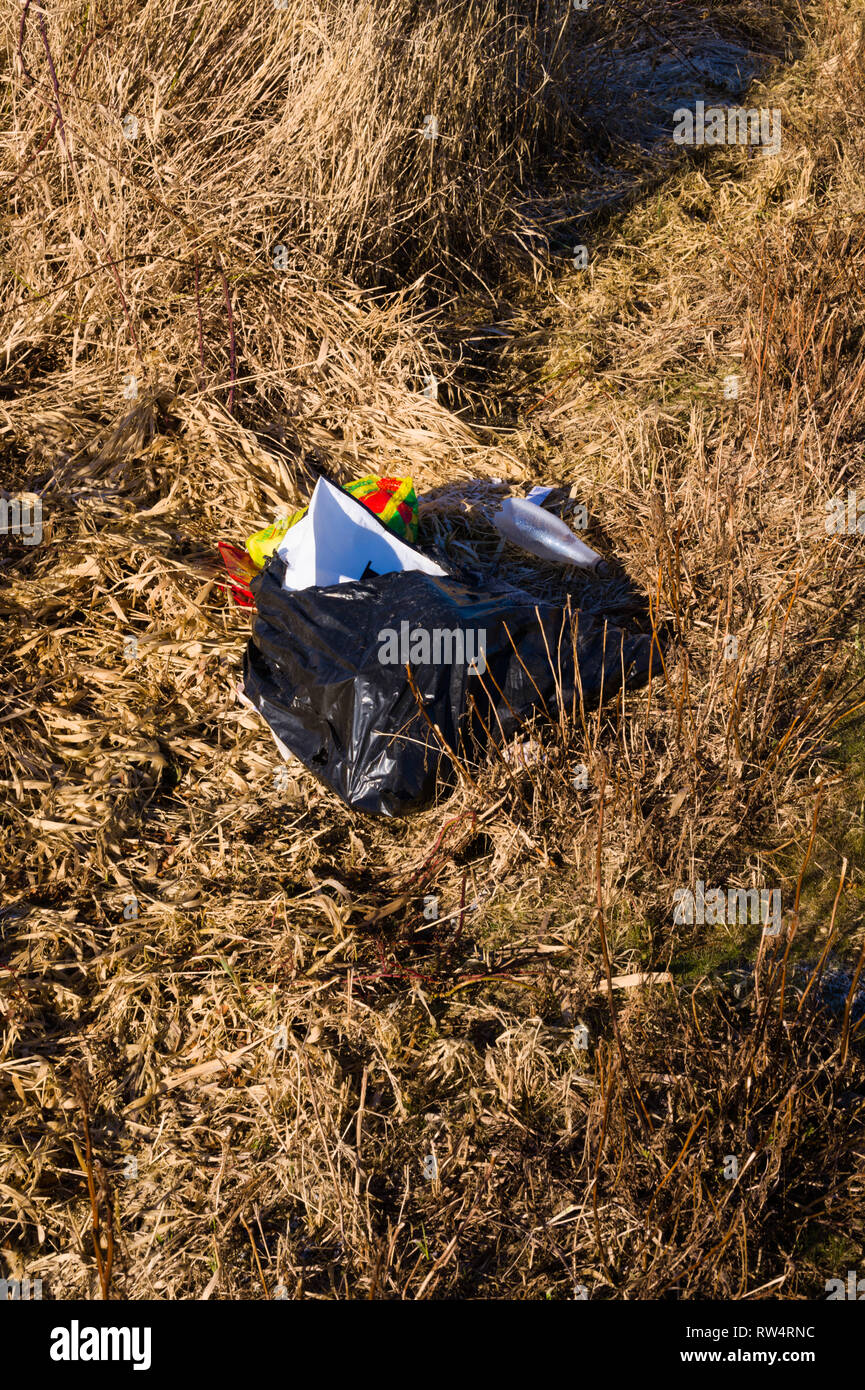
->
245, 507, 306, 570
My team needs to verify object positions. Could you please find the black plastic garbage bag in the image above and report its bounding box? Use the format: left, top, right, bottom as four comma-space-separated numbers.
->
243, 555, 659, 816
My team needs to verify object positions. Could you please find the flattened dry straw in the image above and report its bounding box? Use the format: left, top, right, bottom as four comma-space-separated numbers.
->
2, 0, 865, 1303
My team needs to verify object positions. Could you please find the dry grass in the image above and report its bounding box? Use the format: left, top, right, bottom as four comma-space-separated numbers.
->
2, 0, 865, 1300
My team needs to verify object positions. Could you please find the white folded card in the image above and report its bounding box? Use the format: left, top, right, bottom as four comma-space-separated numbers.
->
276, 477, 446, 591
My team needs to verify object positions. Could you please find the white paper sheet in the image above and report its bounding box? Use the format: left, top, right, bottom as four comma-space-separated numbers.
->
525, 485, 554, 506
276, 478, 446, 591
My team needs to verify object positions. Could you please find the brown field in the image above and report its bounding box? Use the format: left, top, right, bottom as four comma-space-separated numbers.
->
2, 0, 865, 1299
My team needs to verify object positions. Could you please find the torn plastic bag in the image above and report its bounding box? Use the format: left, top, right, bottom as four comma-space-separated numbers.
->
242, 556, 659, 817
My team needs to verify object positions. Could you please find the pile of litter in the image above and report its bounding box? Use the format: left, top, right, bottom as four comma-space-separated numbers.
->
225, 475, 659, 815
